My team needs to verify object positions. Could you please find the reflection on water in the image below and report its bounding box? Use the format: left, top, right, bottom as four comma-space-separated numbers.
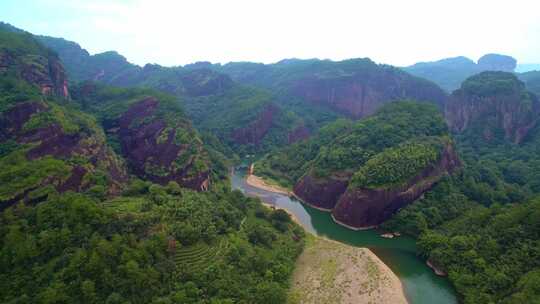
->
232, 168, 458, 304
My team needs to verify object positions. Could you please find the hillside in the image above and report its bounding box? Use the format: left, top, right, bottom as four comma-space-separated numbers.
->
257, 101, 459, 228
518, 70, 540, 96
446, 71, 540, 144
381, 72, 540, 303
0, 24, 306, 304
36, 33, 314, 156
215, 58, 448, 119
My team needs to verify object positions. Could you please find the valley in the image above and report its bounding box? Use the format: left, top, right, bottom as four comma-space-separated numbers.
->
1, 13, 540, 304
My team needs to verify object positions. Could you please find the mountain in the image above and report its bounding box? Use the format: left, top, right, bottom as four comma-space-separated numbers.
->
257, 101, 459, 228
71, 82, 212, 190
0, 25, 127, 210
36, 34, 312, 156
0, 24, 305, 304
518, 70, 540, 96
516, 63, 540, 73
404, 54, 517, 92
381, 72, 540, 302
214, 58, 448, 119
446, 71, 540, 144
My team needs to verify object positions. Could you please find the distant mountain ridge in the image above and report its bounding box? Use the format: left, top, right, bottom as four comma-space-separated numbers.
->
403, 54, 518, 92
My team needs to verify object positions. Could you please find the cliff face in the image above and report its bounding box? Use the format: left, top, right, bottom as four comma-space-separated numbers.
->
0, 100, 128, 209
293, 172, 350, 210
231, 103, 279, 146
0, 49, 69, 99
289, 72, 447, 119
331, 143, 460, 229
114, 97, 210, 190
446, 72, 540, 144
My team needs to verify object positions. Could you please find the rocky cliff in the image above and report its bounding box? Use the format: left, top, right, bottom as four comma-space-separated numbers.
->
72, 83, 212, 191
287, 102, 456, 228
218, 58, 448, 119
332, 142, 460, 229
0, 32, 69, 99
446, 71, 540, 144
289, 68, 448, 119
0, 99, 128, 209
231, 103, 279, 146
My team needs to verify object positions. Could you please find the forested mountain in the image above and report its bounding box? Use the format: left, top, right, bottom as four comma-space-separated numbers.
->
35, 31, 448, 156
0, 24, 305, 303
257, 101, 459, 228
518, 70, 540, 96
213, 58, 448, 119
381, 72, 540, 303
404, 54, 518, 92
254, 68, 540, 301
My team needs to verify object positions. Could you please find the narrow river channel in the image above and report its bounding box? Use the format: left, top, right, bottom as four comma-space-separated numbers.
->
231, 167, 458, 304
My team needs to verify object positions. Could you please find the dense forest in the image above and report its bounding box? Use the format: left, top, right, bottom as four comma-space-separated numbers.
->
0, 26, 305, 303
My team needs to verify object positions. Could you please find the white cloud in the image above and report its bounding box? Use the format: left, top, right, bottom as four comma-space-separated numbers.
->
7, 0, 540, 66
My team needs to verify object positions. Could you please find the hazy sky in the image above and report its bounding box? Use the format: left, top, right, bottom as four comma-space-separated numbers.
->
1, 0, 539, 67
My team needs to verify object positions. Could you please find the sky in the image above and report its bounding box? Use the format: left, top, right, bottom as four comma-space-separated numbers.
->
1, 0, 539, 67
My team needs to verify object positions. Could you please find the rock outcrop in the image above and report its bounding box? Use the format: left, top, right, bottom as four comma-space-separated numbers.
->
293, 172, 351, 210
286, 62, 448, 119
0, 47, 69, 99
112, 97, 211, 190
446, 71, 540, 144
331, 143, 460, 229
0, 100, 128, 209
231, 103, 279, 146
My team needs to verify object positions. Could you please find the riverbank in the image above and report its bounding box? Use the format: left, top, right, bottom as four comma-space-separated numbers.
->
246, 174, 409, 304
245, 174, 291, 195
288, 234, 408, 304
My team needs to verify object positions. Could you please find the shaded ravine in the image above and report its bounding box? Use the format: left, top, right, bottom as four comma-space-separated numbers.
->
231, 168, 458, 304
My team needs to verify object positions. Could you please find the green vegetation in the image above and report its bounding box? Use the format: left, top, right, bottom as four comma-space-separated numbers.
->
382, 90, 540, 303
518, 70, 540, 96
461, 71, 524, 97
257, 101, 448, 188
0, 150, 70, 201
256, 119, 353, 187
0, 178, 305, 303
350, 139, 443, 189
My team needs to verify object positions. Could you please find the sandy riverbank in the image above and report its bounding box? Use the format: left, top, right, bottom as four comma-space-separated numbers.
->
245, 174, 408, 304
245, 174, 291, 195
288, 235, 408, 304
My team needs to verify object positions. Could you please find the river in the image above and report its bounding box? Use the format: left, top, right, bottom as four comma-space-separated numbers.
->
231, 167, 458, 304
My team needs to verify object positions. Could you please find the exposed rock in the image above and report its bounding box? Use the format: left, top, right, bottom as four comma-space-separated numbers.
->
116, 97, 210, 190
289, 69, 447, 119
446, 72, 540, 144
231, 103, 279, 145
178, 68, 234, 97
331, 143, 460, 229
293, 172, 350, 210
427, 258, 448, 277
0, 100, 128, 204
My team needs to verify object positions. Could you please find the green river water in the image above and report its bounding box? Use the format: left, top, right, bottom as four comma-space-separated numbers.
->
231, 167, 458, 304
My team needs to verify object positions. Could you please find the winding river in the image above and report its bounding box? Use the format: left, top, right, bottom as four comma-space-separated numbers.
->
231, 167, 458, 304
